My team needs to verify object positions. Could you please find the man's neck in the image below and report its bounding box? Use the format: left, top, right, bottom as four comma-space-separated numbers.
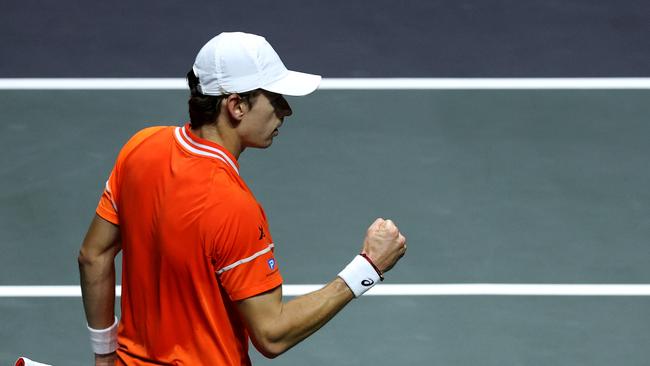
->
191, 123, 243, 160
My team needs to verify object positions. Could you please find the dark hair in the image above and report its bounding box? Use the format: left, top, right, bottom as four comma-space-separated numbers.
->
186, 70, 261, 129
187, 69, 224, 128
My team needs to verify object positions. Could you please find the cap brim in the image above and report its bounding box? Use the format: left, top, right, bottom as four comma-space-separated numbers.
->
262, 70, 322, 96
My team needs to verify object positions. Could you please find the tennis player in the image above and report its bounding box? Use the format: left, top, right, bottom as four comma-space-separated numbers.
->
78, 32, 407, 365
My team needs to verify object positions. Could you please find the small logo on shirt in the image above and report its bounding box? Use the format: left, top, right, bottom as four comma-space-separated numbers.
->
268, 258, 276, 271
361, 279, 374, 287
258, 226, 266, 240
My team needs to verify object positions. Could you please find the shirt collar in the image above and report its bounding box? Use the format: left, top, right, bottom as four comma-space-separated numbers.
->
174, 123, 240, 175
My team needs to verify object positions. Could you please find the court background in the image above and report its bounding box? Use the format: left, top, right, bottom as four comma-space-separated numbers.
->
1, 1, 649, 365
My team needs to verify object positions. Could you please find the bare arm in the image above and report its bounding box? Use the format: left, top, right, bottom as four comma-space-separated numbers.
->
78, 214, 121, 365
237, 277, 353, 358
237, 218, 407, 358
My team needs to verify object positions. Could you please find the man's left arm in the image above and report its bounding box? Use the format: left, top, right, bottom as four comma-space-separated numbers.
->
78, 214, 121, 365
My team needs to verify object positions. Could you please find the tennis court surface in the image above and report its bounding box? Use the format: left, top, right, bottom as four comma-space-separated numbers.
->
1, 84, 649, 365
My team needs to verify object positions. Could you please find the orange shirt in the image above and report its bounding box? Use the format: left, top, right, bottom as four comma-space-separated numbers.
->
96, 123, 283, 365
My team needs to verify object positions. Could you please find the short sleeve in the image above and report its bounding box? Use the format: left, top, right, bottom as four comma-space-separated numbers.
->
95, 126, 168, 226
208, 195, 283, 301
96, 171, 119, 224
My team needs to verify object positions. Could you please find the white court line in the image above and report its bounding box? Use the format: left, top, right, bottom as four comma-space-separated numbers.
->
1, 78, 650, 90
2, 284, 650, 297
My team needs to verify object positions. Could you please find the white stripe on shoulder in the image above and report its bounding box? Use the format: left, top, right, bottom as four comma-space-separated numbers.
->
180, 127, 239, 175
105, 180, 118, 213
174, 127, 239, 174
216, 243, 275, 275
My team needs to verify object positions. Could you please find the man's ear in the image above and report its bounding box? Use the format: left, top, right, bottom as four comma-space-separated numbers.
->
224, 94, 247, 122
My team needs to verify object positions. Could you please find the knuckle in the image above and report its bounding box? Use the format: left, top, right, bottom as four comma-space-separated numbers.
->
369, 218, 383, 231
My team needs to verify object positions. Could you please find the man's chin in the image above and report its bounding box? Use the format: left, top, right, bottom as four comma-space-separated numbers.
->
251, 139, 274, 149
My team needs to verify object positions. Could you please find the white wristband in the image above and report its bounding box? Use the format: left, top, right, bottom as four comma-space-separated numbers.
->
14, 357, 52, 366
87, 316, 119, 355
338, 255, 382, 297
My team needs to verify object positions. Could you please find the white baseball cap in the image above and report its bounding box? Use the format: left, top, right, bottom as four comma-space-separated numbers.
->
192, 32, 321, 96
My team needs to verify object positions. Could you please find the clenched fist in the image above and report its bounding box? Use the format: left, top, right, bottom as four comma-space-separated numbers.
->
361, 218, 407, 274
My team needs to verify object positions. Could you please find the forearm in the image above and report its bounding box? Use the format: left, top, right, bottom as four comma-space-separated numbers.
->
79, 252, 117, 329
78, 215, 120, 329
273, 278, 353, 350
242, 277, 354, 357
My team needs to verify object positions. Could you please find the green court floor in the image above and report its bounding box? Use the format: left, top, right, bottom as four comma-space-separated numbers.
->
1, 89, 649, 365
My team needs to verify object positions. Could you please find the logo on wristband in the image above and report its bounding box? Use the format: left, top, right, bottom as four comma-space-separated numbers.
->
361, 278, 375, 286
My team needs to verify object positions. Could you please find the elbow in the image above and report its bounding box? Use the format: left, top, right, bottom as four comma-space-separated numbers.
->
255, 343, 285, 359
77, 248, 106, 270
77, 248, 94, 268
252, 333, 290, 359
77, 247, 102, 268
78, 245, 118, 269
